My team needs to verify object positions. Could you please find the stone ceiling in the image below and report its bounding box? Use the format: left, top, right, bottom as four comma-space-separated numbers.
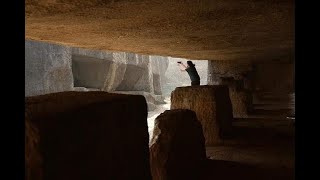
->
26, 0, 294, 61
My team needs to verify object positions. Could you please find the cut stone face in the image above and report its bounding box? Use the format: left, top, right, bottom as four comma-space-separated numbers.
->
171, 85, 233, 145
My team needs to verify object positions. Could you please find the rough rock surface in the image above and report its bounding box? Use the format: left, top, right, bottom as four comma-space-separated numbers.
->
72, 47, 128, 91
116, 54, 154, 92
171, 85, 233, 145
25, 91, 151, 180
150, 109, 206, 180
229, 88, 251, 117
207, 60, 294, 117
150, 56, 169, 95
25, 40, 169, 106
207, 60, 253, 85
26, 0, 294, 62
208, 60, 294, 93
25, 40, 74, 97
219, 77, 252, 117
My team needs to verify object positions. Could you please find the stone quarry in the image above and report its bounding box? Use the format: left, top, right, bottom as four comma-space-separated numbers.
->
25, 1, 295, 180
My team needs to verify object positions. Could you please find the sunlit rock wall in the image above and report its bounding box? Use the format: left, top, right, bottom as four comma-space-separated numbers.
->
25, 40, 169, 105
25, 40, 74, 97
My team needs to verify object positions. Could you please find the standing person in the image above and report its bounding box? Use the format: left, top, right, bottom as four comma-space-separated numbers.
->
177, 60, 200, 86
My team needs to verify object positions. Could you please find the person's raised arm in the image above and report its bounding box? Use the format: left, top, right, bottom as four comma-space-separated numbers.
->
177, 62, 187, 71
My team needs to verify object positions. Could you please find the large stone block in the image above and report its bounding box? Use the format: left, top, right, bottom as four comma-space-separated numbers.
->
220, 78, 252, 118
25, 91, 151, 180
150, 109, 206, 180
170, 85, 233, 145
71, 48, 128, 92
116, 54, 154, 92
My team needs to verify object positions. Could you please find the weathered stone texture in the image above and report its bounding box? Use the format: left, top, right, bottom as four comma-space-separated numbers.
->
219, 78, 251, 117
26, 40, 169, 98
229, 89, 251, 117
150, 109, 206, 180
25, 40, 74, 97
72, 47, 127, 91
171, 85, 233, 145
207, 60, 252, 85
150, 56, 170, 95
116, 54, 154, 92
25, 91, 151, 180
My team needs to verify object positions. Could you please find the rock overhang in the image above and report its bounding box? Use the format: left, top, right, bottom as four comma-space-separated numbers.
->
26, 0, 295, 62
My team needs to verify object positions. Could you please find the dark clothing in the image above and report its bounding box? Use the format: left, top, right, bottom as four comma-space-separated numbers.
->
185, 66, 200, 82
191, 80, 200, 86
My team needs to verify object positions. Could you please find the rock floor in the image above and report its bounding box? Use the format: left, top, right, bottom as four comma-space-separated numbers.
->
147, 92, 294, 180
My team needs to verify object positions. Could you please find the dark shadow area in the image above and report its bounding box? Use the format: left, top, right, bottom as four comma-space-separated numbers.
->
199, 159, 294, 180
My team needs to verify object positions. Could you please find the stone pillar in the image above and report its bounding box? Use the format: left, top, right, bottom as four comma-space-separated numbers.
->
207, 60, 254, 117
25, 91, 152, 180
220, 78, 252, 117
170, 85, 233, 145
150, 109, 206, 180
150, 56, 169, 95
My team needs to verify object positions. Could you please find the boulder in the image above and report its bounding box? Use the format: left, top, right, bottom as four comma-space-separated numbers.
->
150, 109, 206, 180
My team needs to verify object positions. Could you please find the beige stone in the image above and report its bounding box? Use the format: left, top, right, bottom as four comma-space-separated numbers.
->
171, 85, 233, 145
229, 88, 251, 118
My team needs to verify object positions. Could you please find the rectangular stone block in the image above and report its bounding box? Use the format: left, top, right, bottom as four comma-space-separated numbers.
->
25, 91, 151, 180
170, 85, 233, 145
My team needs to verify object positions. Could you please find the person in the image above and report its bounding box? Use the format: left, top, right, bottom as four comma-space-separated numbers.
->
177, 60, 200, 86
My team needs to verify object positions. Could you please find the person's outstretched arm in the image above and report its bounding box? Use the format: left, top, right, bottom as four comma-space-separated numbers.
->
178, 62, 188, 71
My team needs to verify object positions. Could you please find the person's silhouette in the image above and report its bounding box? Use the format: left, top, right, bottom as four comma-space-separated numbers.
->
177, 61, 200, 86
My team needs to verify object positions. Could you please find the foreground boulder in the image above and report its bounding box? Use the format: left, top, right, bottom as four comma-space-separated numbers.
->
25, 91, 151, 180
150, 109, 206, 180
171, 85, 233, 145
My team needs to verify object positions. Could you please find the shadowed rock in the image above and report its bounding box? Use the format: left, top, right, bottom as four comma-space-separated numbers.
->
150, 109, 206, 180
25, 91, 151, 180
